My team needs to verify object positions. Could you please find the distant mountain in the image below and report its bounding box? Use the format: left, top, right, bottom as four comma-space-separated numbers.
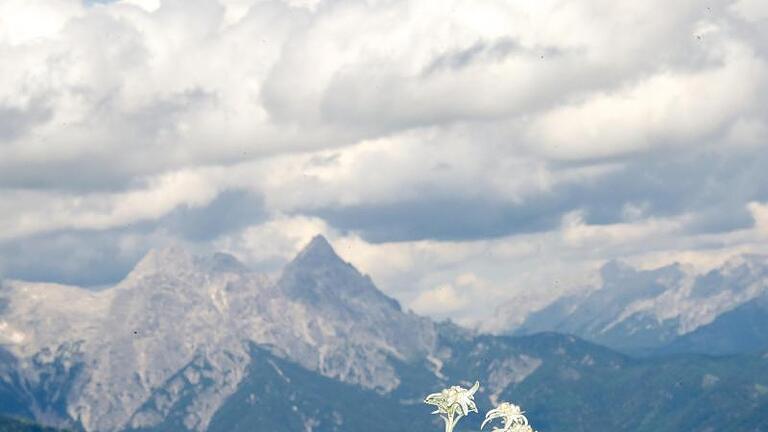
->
513, 256, 768, 355
1, 237, 768, 431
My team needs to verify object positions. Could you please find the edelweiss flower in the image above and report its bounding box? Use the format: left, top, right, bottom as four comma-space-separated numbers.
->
424, 381, 480, 432
481, 402, 535, 432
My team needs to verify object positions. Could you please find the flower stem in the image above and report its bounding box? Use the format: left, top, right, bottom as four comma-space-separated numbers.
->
444, 413, 465, 432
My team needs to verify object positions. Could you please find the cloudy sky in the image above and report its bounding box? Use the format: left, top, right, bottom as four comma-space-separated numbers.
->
2, 0, 768, 330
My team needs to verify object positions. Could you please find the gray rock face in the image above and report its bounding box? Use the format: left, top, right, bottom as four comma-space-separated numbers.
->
0, 236, 437, 431
3, 239, 768, 432
656, 292, 768, 356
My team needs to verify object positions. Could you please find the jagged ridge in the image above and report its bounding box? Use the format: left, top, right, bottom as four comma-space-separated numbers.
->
2, 238, 768, 432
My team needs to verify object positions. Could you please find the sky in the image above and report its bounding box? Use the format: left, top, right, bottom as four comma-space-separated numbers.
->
1, 0, 768, 331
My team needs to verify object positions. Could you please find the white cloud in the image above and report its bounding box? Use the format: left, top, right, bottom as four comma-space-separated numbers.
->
119, 0, 161, 13
0, 0, 81, 46
0, 170, 220, 240
3, 0, 755, 187
528, 43, 767, 159
409, 273, 501, 326
749, 201, 768, 235
213, 214, 332, 269
730, 0, 768, 22
561, 211, 689, 248
2, 0, 768, 329
410, 283, 469, 316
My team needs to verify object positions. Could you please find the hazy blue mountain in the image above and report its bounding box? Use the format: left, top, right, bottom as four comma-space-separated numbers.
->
0, 416, 64, 432
1, 237, 768, 431
514, 256, 768, 354
656, 293, 768, 356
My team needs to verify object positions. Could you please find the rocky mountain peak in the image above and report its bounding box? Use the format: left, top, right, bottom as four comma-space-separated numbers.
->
126, 246, 196, 279
198, 252, 250, 274
280, 235, 399, 307
123, 248, 251, 287
291, 234, 345, 268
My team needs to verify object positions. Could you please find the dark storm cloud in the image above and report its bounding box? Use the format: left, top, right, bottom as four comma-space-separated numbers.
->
0, 189, 265, 285
157, 189, 267, 242
310, 146, 768, 243
0, 228, 149, 286
0, 156, 145, 192
314, 196, 565, 243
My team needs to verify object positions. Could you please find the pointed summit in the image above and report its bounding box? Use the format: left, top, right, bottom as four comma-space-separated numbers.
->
291, 234, 345, 268
304, 234, 335, 253
281, 234, 403, 313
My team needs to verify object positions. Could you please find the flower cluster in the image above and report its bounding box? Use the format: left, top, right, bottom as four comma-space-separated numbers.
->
424, 381, 537, 432
424, 381, 479, 432
482, 402, 535, 432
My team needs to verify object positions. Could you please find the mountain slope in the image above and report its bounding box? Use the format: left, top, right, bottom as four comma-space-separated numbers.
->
440, 332, 768, 432
656, 293, 768, 356
275, 235, 436, 390
205, 344, 436, 432
0, 237, 437, 431
210, 330, 768, 432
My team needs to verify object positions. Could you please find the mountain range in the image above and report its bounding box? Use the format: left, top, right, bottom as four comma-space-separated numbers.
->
513, 256, 768, 356
1, 236, 767, 431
